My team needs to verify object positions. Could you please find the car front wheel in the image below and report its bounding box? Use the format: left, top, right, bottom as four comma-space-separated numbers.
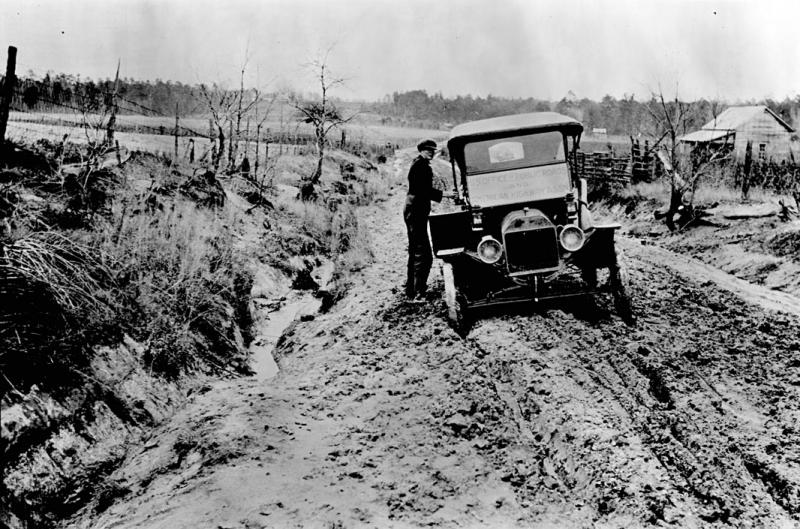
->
608, 247, 635, 325
441, 261, 470, 336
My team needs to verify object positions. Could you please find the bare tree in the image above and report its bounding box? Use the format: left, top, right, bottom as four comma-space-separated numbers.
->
645, 89, 730, 230
291, 53, 355, 200
198, 82, 237, 170
197, 53, 275, 174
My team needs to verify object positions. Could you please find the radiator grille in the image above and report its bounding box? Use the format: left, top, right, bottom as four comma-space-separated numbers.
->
504, 226, 560, 272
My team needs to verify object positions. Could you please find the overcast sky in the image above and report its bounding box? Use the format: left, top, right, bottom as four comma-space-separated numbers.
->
2, 0, 798, 102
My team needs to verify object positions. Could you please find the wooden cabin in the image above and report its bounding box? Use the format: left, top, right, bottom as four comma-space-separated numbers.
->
679, 106, 797, 163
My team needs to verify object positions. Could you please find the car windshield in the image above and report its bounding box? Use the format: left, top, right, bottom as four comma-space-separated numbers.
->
463, 131, 565, 174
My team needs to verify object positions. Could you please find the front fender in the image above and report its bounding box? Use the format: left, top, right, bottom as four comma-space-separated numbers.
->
571, 226, 620, 268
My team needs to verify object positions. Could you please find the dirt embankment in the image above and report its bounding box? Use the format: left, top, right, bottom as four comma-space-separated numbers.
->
1, 141, 385, 528
63, 151, 800, 529
613, 196, 800, 298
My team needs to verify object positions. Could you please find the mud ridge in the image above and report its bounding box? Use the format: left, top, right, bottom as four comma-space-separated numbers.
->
630, 357, 676, 408
742, 453, 799, 515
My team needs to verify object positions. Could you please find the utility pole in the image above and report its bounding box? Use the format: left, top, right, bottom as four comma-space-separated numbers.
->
0, 45, 18, 154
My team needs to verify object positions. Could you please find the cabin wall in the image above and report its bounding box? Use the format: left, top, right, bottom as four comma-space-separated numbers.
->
733, 111, 794, 162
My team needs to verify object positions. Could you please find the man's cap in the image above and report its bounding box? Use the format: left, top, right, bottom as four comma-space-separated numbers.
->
417, 139, 437, 152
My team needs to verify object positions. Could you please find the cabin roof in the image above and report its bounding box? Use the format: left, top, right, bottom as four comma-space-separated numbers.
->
679, 106, 794, 144
678, 129, 734, 143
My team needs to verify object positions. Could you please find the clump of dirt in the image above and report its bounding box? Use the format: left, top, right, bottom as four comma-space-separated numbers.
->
178, 169, 226, 208
765, 226, 800, 261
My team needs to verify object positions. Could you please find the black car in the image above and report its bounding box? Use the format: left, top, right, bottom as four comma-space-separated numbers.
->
429, 112, 633, 331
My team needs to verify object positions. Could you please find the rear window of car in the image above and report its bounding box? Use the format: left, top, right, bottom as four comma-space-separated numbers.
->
463, 131, 565, 174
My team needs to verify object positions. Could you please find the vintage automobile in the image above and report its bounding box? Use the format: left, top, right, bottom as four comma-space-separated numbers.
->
429, 112, 634, 331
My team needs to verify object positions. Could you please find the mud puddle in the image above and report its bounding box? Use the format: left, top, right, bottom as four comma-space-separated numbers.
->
250, 291, 322, 379
249, 260, 333, 379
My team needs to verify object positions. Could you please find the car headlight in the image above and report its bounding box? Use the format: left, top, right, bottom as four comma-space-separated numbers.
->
477, 236, 503, 264
559, 225, 585, 252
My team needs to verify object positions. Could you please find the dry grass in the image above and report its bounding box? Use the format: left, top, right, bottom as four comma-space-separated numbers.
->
1, 145, 256, 388
620, 178, 790, 207
1, 232, 114, 317
275, 170, 375, 307
691, 183, 786, 204
0, 231, 121, 390
94, 176, 254, 377
1, 131, 389, 390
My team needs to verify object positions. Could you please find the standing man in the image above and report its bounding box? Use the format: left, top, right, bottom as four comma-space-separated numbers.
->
404, 139, 445, 300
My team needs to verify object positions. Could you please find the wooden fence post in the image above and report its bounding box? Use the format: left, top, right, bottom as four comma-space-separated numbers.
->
254, 123, 261, 176
215, 125, 224, 170
228, 121, 234, 168
174, 103, 179, 160
106, 59, 120, 145
742, 140, 753, 199
0, 45, 18, 153
245, 117, 250, 156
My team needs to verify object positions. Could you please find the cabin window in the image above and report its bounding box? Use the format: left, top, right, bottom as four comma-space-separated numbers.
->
758, 143, 766, 161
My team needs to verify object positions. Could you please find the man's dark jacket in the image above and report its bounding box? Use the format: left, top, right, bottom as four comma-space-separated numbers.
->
404, 155, 443, 215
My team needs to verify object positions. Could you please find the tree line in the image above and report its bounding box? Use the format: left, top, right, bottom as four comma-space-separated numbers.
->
8, 71, 799, 138
366, 90, 800, 136
10, 72, 205, 115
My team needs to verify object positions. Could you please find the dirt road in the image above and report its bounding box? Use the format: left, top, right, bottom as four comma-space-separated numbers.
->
68, 152, 800, 529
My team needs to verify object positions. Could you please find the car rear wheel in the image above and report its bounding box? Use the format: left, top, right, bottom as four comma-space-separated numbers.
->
441, 261, 470, 336
608, 247, 635, 325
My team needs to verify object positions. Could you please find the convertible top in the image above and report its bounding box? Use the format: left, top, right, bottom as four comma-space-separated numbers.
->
447, 112, 583, 150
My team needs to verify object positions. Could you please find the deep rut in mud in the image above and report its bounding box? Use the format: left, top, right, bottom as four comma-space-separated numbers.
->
67, 151, 800, 529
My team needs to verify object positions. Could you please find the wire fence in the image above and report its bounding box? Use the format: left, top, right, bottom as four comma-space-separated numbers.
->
3, 74, 323, 169
5, 77, 211, 139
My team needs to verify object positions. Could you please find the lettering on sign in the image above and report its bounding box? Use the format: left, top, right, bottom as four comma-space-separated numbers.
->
467, 164, 570, 208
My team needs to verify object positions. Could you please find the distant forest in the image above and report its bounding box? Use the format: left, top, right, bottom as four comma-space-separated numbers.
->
10, 73, 207, 117
365, 90, 800, 136
9, 72, 800, 136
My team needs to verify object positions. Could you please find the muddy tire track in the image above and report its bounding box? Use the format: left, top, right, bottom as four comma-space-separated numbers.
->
455, 242, 800, 527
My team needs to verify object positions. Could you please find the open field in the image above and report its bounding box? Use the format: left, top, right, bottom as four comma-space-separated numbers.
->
580, 133, 633, 152
7, 111, 447, 150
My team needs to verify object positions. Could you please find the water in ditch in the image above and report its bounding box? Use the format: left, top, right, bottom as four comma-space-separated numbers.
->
248, 260, 333, 380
